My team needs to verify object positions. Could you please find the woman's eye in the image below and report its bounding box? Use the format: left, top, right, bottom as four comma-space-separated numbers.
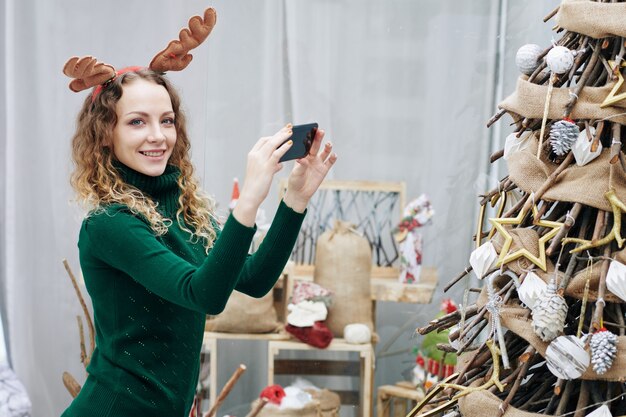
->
162, 118, 176, 125
129, 119, 144, 126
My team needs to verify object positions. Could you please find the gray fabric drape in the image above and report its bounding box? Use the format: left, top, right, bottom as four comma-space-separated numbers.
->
1, 0, 10, 370
1, 0, 559, 415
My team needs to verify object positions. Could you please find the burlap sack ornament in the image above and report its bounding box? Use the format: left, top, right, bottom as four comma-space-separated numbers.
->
314, 220, 374, 337
506, 134, 626, 212
205, 290, 281, 333
252, 399, 322, 417
556, 0, 626, 39
459, 388, 546, 417
500, 76, 626, 125
479, 245, 626, 305
566, 247, 626, 303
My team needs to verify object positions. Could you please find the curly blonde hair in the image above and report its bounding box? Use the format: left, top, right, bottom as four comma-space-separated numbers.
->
70, 69, 218, 251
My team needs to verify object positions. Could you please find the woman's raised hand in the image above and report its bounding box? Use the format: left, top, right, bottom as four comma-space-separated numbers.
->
233, 125, 293, 226
283, 128, 338, 213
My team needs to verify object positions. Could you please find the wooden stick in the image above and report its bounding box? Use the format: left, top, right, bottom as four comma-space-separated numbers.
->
543, 6, 559, 22
490, 149, 505, 163
496, 346, 536, 417
610, 122, 622, 165
62, 371, 82, 398
565, 40, 600, 117
546, 203, 582, 256
616, 303, 625, 336
591, 121, 604, 153
502, 193, 530, 219
487, 109, 507, 128
591, 245, 612, 331
521, 152, 575, 215
76, 316, 86, 367
555, 380, 575, 416
204, 364, 247, 417
417, 304, 478, 335
245, 398, 269, 417
479, 177, 511, 206
63, 259, 95, 366
444, 266, 472, 293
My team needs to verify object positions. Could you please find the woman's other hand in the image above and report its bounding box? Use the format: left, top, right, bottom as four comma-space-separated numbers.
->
283, 128, 337, 213
234, 125, 293, 226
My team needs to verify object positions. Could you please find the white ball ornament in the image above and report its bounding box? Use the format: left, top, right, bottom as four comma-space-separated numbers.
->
344, 323, 371, 344
546, 46, 574, 74
515, 44, 543, 75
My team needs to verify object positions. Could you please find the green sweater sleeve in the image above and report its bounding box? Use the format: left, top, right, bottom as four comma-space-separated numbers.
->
81, 207, 257, 315
234, 200, 306, 297
81, 200, 305, 314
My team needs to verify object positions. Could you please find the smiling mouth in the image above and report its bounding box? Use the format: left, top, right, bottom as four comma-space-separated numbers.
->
140, 151, 166, 157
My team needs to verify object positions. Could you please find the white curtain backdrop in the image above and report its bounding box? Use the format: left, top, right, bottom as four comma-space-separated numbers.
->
2, 0, 558, 415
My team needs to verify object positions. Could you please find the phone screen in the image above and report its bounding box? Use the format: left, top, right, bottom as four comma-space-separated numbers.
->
279, 123, 318, 162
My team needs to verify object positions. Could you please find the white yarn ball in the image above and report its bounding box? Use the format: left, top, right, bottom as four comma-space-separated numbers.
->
546, 46, 574, 74
344, 323, 371, 344
515, 44, 543, 75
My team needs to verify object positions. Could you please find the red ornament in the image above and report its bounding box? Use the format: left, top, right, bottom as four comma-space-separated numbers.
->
440, 299, 458, 314
416, 353, 425, 367
260, 384, 286, 405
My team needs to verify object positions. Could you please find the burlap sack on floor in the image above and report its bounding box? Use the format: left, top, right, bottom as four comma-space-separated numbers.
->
556, 0, 626, 39
252, 399, 322, 417
314, 220, 374, 338
505, 136, 626, 212
205, 290, 281, 333
499, 76, 626, 125
305, 389, 341, 417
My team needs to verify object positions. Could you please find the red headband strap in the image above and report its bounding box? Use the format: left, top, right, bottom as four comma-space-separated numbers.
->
91, 66, 145, 103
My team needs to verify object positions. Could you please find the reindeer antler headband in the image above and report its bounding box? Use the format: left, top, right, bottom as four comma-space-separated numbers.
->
62, 7, 216, 100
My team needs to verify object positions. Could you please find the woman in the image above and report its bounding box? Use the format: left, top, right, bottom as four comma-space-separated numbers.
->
61, 9, 336, 416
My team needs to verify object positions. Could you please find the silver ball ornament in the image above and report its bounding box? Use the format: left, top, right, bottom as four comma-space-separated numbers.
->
515, 44, 543, 75
546, 46, 574, 74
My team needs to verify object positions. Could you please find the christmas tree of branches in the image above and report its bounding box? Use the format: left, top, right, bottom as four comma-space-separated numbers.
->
411, 2, 626, 417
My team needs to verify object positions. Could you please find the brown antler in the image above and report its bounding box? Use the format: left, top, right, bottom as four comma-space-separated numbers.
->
149, 7, 217, 72
63, 56, 116, 92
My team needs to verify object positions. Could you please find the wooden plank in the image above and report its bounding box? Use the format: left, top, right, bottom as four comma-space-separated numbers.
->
269, 338, 374, 354
377, 384, 423, 401
371, 270, 438, 304
203, 332, 289, 342
288, 265, 439, 304
273, 359, 360, 376
279, 178, 406, 196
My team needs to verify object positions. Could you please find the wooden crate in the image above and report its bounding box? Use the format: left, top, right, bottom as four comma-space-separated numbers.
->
267, 338, 375, 417
202, 331, 290, 406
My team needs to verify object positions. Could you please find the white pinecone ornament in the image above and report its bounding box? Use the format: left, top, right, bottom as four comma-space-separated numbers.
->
590, 328, 618, 375
550, 119, 580, 156
531, 282, 568, 342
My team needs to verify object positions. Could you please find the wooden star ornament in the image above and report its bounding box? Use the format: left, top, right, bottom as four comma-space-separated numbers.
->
600, 60, 626, 108
489, 205, 563, 272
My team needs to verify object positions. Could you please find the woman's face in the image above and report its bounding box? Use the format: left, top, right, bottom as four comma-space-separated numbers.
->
110, 78, 177, 176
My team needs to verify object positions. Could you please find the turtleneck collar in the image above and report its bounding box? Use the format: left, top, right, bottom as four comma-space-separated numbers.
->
113, 161, 181, 216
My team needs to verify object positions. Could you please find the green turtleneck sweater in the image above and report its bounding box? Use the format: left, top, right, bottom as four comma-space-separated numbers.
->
61, 164, 305, 417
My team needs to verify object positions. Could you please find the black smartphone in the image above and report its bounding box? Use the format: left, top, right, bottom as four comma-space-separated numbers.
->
279, 122, 318, 162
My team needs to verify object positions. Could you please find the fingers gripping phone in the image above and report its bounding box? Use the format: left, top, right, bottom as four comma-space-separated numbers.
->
279, 123, 318, 162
